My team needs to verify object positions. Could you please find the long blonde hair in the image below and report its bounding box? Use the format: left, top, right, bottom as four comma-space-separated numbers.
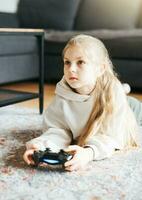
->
63, 34, 138, 147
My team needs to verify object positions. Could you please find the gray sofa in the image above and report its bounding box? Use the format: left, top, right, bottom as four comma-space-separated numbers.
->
0, 0, 142, 90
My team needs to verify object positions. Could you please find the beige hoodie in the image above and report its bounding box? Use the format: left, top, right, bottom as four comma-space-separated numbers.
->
26, 77, 139, 160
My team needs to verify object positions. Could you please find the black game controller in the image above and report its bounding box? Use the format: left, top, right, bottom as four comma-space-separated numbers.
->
32, 148, 73, 166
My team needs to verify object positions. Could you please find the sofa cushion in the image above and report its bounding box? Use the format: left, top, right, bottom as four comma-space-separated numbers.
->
0, 54, 39, 84
74, 0, 141, 30
17, 0, 81, 30
44, 29, 142, 59
0, 36, 38, 55
0, 12, 19, 28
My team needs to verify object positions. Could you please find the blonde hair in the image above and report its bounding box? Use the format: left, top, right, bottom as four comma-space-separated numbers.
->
63, 34, 138, 147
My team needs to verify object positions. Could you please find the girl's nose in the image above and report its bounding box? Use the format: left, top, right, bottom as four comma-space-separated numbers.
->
69, 63, 77, 72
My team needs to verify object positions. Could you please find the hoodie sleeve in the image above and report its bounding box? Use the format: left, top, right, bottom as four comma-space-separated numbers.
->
26, 96, 72, 151
84, 82, 139, 161
127, 96, 142, 126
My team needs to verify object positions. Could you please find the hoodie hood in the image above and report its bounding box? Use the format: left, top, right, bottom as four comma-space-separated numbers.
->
55, 77, 91, 102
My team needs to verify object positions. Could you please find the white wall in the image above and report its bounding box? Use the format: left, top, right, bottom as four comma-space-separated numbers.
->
0, 0, 19, 13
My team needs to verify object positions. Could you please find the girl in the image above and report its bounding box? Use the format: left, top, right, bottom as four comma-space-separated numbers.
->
23, 34, 141, 171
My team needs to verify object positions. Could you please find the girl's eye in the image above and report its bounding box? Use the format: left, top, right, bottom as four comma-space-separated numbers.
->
77, 60, 85, 65
64, 60, 71, 65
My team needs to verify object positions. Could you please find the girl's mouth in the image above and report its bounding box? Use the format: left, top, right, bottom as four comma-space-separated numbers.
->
69, 77, 78, 80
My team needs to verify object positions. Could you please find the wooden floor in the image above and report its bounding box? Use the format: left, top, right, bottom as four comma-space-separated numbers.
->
1, 82, 142, 110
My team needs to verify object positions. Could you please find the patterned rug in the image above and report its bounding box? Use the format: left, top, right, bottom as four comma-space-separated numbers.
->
0, 105, 142, 200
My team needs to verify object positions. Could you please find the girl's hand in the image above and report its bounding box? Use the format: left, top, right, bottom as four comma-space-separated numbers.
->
64, 145, 94, 172
23, 144, 39, 165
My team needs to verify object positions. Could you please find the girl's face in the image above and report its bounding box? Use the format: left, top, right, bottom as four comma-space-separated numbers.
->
63, 45, 102, 94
